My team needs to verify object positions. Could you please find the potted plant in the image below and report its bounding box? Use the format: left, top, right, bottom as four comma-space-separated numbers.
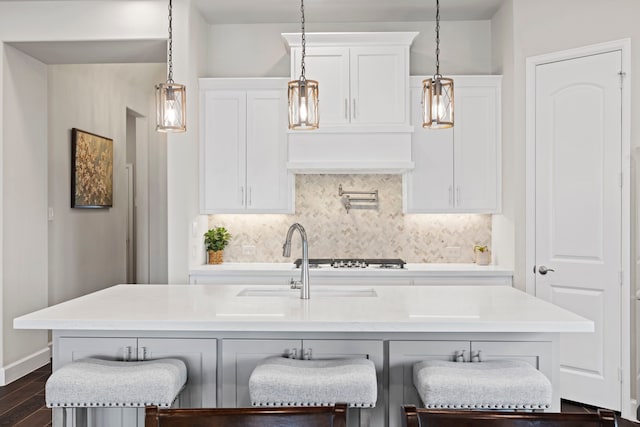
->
473, 245, 491, 265
204, 227, 232, 265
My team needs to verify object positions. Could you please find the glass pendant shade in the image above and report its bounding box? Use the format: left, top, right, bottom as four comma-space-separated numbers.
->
423, 76, 454, 129
288, 78, 319, 130
156, 82, 186, 132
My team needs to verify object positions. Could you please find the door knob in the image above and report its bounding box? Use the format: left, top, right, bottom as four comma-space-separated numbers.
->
538, 265, 555, 275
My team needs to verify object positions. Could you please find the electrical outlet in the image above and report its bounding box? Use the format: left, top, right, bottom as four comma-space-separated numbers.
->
445, 246, 461, 259
242, 245, 256, 255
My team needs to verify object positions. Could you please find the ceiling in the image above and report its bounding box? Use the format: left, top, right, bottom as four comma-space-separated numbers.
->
2, 0, 505, 64
192, 0, 506, 24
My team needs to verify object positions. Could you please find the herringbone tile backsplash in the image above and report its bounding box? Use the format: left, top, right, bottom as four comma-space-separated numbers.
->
208, 175, 491, 263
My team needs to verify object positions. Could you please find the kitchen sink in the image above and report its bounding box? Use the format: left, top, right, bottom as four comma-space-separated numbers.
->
237, 286, 378, 298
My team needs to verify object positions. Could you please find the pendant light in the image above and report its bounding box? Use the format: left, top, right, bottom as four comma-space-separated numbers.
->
423, 0, 454, 129
156, 0, 186, 133
288, 0, 319, 130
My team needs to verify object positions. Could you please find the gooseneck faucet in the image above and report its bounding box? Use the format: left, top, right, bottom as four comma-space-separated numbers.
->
283, 223, 310, 299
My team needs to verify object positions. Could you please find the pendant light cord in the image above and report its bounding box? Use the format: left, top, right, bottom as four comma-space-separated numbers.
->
167, 0, 174, 83
434, 0, 441, 78
299, 0, 307, 82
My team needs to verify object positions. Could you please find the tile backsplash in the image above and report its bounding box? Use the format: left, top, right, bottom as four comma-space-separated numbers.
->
208, 175, 491, 263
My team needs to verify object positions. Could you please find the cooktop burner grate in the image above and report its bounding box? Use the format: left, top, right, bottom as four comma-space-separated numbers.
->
293, 258, 406, 269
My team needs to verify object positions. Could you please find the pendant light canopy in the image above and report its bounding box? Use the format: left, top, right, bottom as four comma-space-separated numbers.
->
288, 0, 319, 130
423, 0, 454, 129
156, 0, 186, 133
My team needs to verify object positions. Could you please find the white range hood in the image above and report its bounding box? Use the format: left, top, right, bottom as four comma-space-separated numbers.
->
287, 128, 414, 174
284, 31, 417, 174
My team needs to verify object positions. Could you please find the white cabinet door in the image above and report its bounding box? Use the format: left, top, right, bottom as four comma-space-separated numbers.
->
201, 90, 246, 212
291, 45, 408, 127
388, 341, 468, 427
221, 339, 299, 408
221, 338, 383, 427
138, 338, 217, 409
305, 340, 384, 427
404, 87, 454, 212
55, 337, 218, 427
292, 47, 350, 126
245, 90, 292, 212
454, 85, 500, 212
469, 341, 552, 375
350, 46, 407, 125
404, 76, 501, 213
56, 337, 141, 427
388, 339, 555, 426
200, 79, 293, 214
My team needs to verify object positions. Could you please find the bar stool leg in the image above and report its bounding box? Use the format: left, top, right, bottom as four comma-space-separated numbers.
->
359, 408, 372, 427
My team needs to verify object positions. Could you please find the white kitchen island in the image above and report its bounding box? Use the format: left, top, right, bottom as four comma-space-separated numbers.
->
14, 284, 592, 427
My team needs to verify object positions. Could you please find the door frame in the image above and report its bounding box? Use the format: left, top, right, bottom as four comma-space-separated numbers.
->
525, 39, 631, 418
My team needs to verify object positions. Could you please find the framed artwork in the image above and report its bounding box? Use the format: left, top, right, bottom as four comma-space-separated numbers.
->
71, 128, 113, 208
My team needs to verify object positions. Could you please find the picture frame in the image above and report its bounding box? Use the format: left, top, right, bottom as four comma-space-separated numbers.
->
71, 128, 113, 208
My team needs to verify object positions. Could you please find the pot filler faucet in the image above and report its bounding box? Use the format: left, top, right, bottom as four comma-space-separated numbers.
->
283, 223, 310, 299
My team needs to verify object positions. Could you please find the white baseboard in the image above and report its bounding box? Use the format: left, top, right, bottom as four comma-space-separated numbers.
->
0, 346, 51, 385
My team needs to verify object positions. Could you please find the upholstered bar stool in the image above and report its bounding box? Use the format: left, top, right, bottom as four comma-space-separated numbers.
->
249, 356, 377, 426
413, 359, 552, 410
46, 357, 187, 427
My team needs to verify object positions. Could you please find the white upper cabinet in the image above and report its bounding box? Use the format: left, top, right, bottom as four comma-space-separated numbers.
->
403, 75, 502, 213
200, 78, 294, 214
284, 32, 417, 130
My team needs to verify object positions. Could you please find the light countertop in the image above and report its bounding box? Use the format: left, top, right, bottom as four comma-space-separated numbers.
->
189, 262, 513, 277
14, 284, 592, 334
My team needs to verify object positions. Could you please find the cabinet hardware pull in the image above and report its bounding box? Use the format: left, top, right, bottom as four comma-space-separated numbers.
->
456, 186, 461, 206
345, 99, 348, 120
123, 346, 132, 361
303, 348, 312, 360
240, 186, 244, 206
352, 99, 356, 119
137, 346, 147, 361
448, 186, 453, 206
248, 187, 252, 206
287, 348, 298, 359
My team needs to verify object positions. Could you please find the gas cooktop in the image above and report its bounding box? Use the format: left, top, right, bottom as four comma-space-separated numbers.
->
293, 258, 406, 269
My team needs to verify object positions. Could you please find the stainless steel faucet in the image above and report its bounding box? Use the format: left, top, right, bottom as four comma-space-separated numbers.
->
283, 223, 310, 299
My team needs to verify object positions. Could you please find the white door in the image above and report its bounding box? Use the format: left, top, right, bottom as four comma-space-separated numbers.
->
534, 50, 622, 410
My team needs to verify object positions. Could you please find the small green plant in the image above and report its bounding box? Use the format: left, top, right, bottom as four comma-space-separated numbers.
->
474, 245, 489, 253
204, 227, 232, 252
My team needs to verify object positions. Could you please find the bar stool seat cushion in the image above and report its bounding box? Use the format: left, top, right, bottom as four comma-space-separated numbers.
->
46, 358, 187, 408
413, 359, 552, 410
249, 356, 377, 407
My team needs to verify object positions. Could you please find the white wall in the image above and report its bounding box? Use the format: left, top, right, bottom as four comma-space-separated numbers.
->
167, 1, 208, 283
2, 44, 48, 383
207, 20, 492, 77
47, 63, 164, 304
496, 0, 640, 289
0, 0, 168, 383
490, 0, 516, 278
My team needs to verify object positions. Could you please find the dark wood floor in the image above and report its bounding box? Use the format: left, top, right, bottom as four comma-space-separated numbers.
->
0, 363, 634, 426
0, 363, 51, 427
